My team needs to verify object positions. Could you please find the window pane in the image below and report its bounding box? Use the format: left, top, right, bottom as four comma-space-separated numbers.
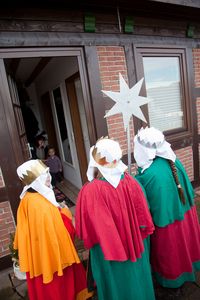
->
143, 57, 184, 131
53, 87, 72, 164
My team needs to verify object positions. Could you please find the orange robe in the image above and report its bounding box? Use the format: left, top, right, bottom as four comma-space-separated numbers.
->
14, 192, 92, 300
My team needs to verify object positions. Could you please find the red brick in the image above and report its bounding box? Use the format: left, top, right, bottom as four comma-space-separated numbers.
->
193, 49, 200, 88
0, 203, 8, 208
97, 46, 106, 51
0, 223, 12, 230
0, 201, 15, 258
1, 249, 11, 256
1, 237, 10, 244
0, 228, 10, 236
0, 212, 12, 219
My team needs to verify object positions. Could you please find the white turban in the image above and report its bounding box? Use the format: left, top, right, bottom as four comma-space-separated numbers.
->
17, 159, 59, 207
87, 138, 127, 188
134, 127, 176, 173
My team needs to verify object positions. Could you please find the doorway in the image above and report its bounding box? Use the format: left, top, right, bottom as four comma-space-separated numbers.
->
1, 48, 94, 192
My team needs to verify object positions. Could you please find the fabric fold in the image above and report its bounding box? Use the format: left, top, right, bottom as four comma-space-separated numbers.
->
75, 173, 154, 262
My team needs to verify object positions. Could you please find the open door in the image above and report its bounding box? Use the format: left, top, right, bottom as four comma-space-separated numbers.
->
7, 75, 31, 161
0, 59, 29, 220
65, 72, 88, 184
50, 84, 83, 189
1, 49, 95, 192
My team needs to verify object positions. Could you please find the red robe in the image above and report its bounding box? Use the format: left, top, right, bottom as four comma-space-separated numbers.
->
76, 173, 154, 262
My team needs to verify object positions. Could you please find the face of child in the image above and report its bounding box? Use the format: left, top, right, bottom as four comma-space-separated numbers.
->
38, 139, 45, 148
48, 149, 55, 157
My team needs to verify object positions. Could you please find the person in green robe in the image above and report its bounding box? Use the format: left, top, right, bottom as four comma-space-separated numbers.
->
134, 127, 200, 289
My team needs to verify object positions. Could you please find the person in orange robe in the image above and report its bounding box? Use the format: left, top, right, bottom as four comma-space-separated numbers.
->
14, 159, 92, 300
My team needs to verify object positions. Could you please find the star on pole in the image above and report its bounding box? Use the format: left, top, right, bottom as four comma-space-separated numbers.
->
102, 73, 152, 130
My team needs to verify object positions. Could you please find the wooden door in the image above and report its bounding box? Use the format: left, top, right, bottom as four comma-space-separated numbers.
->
65, 73, 88, 184
0, 60, 31, 269
7, 75, 31, 161
0, 60, 29, 214
0, 70, 18, 269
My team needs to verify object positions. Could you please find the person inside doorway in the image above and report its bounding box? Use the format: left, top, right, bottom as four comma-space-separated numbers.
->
32, 133, 49, 160
75, 137, 155, 300
134, 127, 200, 290
14, 159, 92, 300
45, 146, 63, 187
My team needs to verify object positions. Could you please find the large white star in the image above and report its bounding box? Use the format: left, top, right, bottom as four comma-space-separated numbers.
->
102, 73, 152, 130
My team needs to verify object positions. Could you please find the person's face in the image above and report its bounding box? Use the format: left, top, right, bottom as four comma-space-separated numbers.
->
40, 170, 51, 188
133, 140, 154, 168
38, 139, 45, 147
48, 149, 55, 156
45, 173, 51, 187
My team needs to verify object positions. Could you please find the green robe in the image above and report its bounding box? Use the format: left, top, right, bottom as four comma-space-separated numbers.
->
135, 157, 194, 227
90, 239, 155, 300
135, 157, 200, 288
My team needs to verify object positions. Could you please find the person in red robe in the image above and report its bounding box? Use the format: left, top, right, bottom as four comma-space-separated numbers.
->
14, 159, 92, 300
75, 137, 156, 300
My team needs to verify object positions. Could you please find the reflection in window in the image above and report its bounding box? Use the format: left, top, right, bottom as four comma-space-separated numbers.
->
53, 87, 72, 164
143, 57, 184, 131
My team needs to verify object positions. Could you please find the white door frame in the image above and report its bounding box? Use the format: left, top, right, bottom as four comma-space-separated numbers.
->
50, 82, 82, 189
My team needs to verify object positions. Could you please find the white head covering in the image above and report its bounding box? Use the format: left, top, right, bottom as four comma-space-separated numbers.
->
87, 137, 127, 188
17, 159, 59, 207
134, 127, 176, 173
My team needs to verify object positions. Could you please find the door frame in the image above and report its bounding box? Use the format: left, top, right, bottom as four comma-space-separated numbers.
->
50, 82, 82, 188
0, 47, 97, 177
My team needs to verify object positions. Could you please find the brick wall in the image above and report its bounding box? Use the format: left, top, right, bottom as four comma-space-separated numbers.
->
97, 46, 134, 155
175, 147, 194, 181
193, 50, 200, 135
193, 49, 200, 88
196, 97, 200, 134
0, 201, 15, 258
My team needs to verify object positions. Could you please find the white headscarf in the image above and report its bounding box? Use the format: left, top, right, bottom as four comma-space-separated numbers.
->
17, 160, 59, 207
87, 138, 127, 188
134, 127, 176, 173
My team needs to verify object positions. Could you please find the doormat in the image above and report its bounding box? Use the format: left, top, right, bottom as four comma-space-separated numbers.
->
54, 187, 75, 207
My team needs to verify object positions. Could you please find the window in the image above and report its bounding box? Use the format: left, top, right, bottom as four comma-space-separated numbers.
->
134, 47, 192, 139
